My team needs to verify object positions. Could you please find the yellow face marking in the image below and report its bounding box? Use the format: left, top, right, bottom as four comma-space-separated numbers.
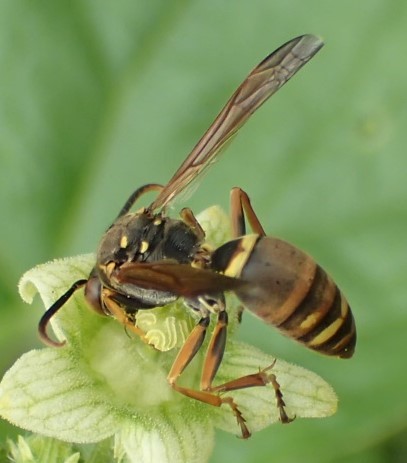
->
120, 235, 128, 249
153, 218, 162, 226
224, 235, 258, 278
140, 240, 149, 254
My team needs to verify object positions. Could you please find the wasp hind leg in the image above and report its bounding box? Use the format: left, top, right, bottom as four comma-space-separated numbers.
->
167, 305, 293, 438
230, 187, 266, 237
208, 361, 295, 425
167, 308, 252, 438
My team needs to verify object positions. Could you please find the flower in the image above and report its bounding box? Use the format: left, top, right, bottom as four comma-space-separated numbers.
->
0, 207, 337, 463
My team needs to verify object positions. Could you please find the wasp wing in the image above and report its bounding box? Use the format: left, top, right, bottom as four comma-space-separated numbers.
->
150, 34, 323, 210
112, 261, 245, 297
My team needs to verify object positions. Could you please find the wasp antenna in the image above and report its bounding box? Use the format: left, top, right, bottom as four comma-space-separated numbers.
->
38, 279, 88, 347
115, 183, 164, 220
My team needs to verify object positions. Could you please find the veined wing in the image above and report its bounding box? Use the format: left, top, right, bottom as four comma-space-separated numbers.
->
150, 34, 323, 211
112, 261, 245, 296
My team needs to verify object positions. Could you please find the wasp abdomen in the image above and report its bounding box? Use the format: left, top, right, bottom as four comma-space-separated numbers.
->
212, 235, 356, 358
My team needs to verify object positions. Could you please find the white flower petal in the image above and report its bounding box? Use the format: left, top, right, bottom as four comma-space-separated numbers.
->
19, 254, 94, 307
136, 304, 195, 352
7, 435, 81, 463
8, 205, 337, 454
18, 254, 95, 345
115, 411, 214, 463
196, 205, 232, 245
0, 348, 119, 443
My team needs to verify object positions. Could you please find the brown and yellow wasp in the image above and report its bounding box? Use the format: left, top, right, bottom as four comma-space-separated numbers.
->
38, 35, 356, 438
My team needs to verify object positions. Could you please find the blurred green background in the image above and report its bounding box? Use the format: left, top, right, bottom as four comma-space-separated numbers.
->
1, 0, 406, 462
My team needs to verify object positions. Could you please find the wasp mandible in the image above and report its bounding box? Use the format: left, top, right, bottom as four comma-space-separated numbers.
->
38, 35, 356, 439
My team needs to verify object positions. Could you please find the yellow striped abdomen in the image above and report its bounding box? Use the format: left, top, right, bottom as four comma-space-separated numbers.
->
212, 235, 356, 358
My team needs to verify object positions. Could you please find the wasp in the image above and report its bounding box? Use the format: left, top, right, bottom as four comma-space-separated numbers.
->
38, 35, 356, 438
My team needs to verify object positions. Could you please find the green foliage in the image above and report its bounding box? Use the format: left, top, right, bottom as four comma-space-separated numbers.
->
1, 1, 406, 462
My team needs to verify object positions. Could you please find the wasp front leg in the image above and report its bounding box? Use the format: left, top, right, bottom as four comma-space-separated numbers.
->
101, 288, 150, 344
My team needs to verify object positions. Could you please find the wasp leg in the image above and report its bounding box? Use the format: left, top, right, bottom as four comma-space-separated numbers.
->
168, 316, 210, 379
168, 306, 293, 437
102, 289, 150, 344
200, 311, 228, 389
230, 187, 266, 237
266, 365, 296, 424
168, 309, 251, 438
208, 361, 295, 424
180, 207, 206, 242
167, 312, 250, 438
201, 311, 293, 432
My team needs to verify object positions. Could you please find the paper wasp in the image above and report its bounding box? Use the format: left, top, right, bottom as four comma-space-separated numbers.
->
38, 35, 356, 438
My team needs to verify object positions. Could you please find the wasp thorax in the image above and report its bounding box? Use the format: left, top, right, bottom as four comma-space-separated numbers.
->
96, 211, 203, 268
97, 212, 166, 266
